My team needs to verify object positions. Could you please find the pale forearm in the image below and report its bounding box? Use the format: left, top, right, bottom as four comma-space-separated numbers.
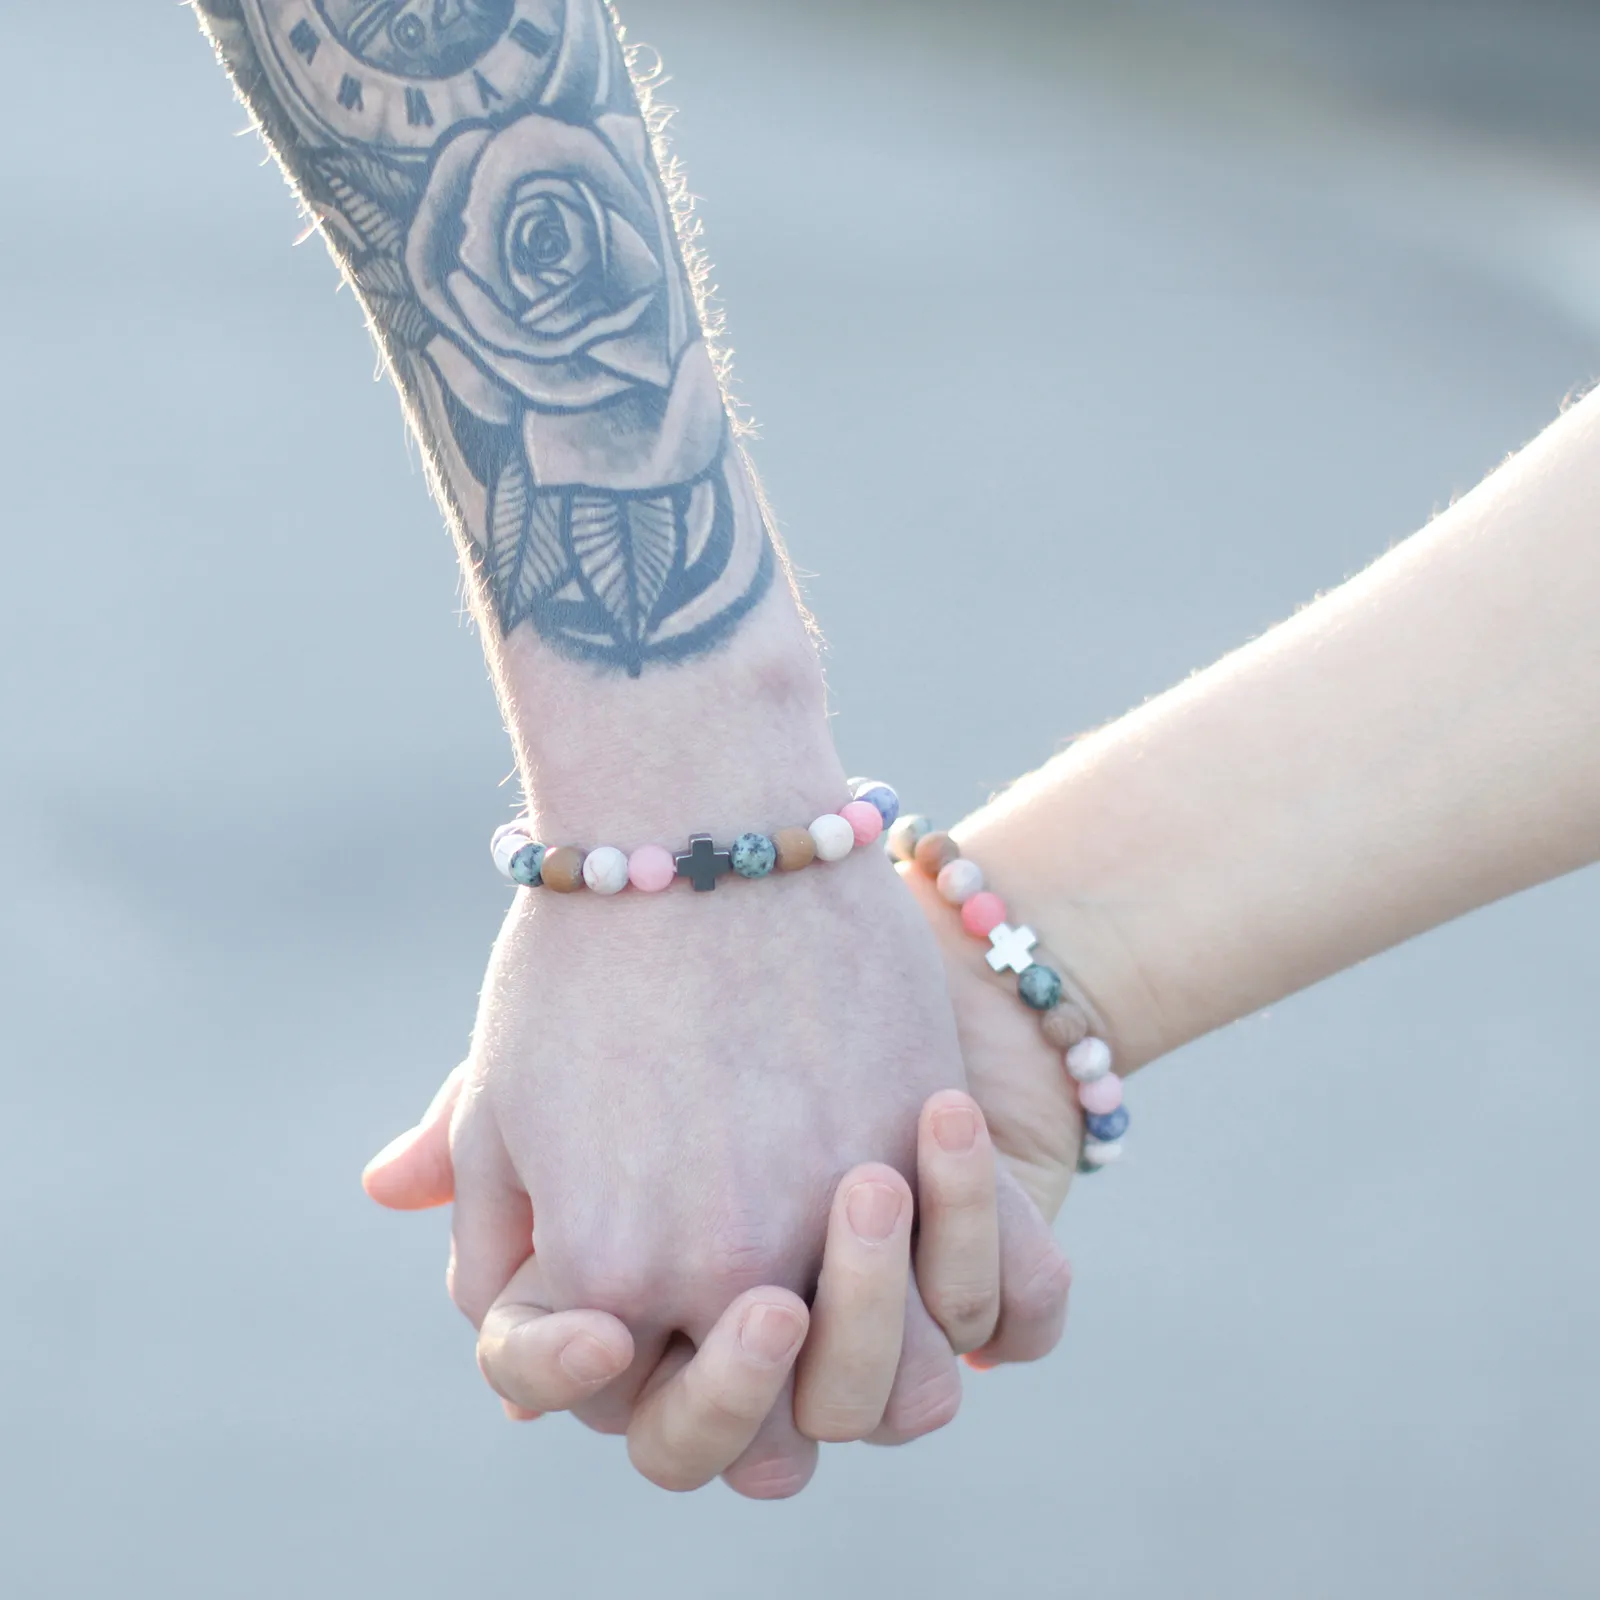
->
962, 390, 1600, 1070
192, 1, 835, 840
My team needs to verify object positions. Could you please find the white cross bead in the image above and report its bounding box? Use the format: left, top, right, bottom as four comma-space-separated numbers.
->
986, 923, 1039, 974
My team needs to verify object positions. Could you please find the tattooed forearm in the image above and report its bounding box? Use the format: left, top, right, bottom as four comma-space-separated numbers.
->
194, 0, 772, 676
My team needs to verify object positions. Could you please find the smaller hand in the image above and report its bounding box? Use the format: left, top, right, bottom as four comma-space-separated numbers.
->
897, 862, 1086, 1222
365, 1078, 1069, 1497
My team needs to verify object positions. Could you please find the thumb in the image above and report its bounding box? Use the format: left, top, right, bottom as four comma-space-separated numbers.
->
361, 1062, 466, 1210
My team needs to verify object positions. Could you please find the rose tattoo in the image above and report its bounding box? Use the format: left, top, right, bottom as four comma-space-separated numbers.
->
227, 0, 773, 674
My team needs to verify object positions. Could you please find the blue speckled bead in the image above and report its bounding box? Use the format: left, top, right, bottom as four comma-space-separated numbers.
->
1017, 963, 1062, 1010
509, 842, 546, 886
729, 832, 778, 879
1084, 1106, 1130, 1143
852, 781, 900, 829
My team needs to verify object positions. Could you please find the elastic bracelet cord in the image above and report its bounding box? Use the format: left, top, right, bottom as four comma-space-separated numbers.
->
489, 780, 901, 895
889, 816, 1129, 1175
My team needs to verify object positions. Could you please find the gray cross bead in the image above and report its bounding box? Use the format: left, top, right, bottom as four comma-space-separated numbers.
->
986, 923, 1039, 974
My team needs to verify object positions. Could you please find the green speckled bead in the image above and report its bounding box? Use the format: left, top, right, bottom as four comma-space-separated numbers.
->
1018, 963, 1063, 1010
509, 842, 546, 886
886, 814, 932, 863
1076, 1153, 1106, 1176
729, 832, 777, 879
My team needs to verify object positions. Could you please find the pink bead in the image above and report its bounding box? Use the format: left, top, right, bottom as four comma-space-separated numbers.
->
960, 891, 1008, 938
1078, 1074, 1123, 1116
839, 800, 884, 846
628, 844, 676, 893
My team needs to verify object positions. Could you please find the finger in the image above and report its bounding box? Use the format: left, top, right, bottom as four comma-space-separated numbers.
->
362, 1063, 466, 1211
868, 1276, 963, 1444
720, 1374, 819, 1501
793, 1163, 913, 1442
478, 1253, 636, 1415
915, 1091, 1002, 1354
968, 1165, 1072, 1369
626, 1289, 808, 1493
446, 1098, 533, 1329
566, 1326, 672, 1437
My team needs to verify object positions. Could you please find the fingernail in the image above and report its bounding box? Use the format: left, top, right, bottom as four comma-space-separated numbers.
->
559, 1333, 619, 1384
739, 1303, 804, 1365
933, 1106, 979, 1154
503, 1401, 543, 1422
846, 1180, 903, 1243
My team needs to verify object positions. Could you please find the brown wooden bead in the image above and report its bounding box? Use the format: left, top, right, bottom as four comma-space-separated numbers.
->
1040, 1001, 1091, 1051
772, 827, 817, 872
913, 831, 960, 877
539, 846, 586, 893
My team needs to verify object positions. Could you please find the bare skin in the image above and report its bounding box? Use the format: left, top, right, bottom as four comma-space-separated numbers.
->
190, 0, 1072, 1498
378, 384, 1600, 1485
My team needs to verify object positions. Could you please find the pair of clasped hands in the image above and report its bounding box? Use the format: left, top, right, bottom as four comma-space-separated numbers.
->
362, 796, 1084, 1500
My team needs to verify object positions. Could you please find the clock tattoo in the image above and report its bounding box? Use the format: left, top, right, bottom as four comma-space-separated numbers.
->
204, 0, 773, 675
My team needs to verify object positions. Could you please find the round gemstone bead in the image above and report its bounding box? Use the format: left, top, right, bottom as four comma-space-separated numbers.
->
491, 822, 534, 878
581, 846, 629, 895
1084, 1106, 1129, 1143
729, 832, 778, 879
1080, 1138, 1123, 1169
886, 814, 932, 863
809, 813, 856, 862
1076, 1153, 1107, 1176
960, 890, 1008, 938
539, 846, 586, 893
1077, 1073, 1124, 1117
913, 831, 960, 877
851, 782, 901, 828
773, 826, 816, 872
1066, 1036, 1113, 1082
839, 801, 885, 847
1017, 963, 1062, 1010
628, 844, 676, 892
1041, 1003, 1091, 1051
936, 858, 985, 906
508, 842, 546, 887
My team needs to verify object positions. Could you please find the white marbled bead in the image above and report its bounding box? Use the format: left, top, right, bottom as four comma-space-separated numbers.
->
936, 858, 985, 906
809, 813, 856, 862
581, 846, 630, 895
1081, 1137, 1123, 1169
491, 823, 534, 879
1065, 1036, 1113, 1083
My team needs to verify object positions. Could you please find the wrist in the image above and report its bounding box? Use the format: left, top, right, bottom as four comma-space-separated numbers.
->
952, 762, 1181, 1076
496, 601, 847, 843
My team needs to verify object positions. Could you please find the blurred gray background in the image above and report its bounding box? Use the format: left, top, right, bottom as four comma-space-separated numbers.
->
4, 1, 1599, 1594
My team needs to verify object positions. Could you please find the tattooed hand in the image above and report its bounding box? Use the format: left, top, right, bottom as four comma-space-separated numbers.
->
188, 0, 1072, 1496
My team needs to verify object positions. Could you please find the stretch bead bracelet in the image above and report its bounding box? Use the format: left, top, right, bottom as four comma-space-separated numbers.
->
490, 780, 901, 895
890, 815, 1129, 1175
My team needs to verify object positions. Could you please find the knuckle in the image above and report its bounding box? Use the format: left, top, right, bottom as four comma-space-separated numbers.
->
446, 1256, 493, 1329
684, 1233, 780, 1303
796, 1398, 880, 1444
568, 1257, 655, 1318
724, 1453, 816, 1501
993, 1246, 1073, 1363
880, 1362, 962, 1441
923, 1282, 1001, 1352
626, 1438, 709, 1495
1010, 1245, 1074, 1327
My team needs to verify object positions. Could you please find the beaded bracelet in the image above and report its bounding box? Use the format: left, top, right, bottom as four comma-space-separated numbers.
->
490, 780, 901, 895
889, 815, 1128, 1175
